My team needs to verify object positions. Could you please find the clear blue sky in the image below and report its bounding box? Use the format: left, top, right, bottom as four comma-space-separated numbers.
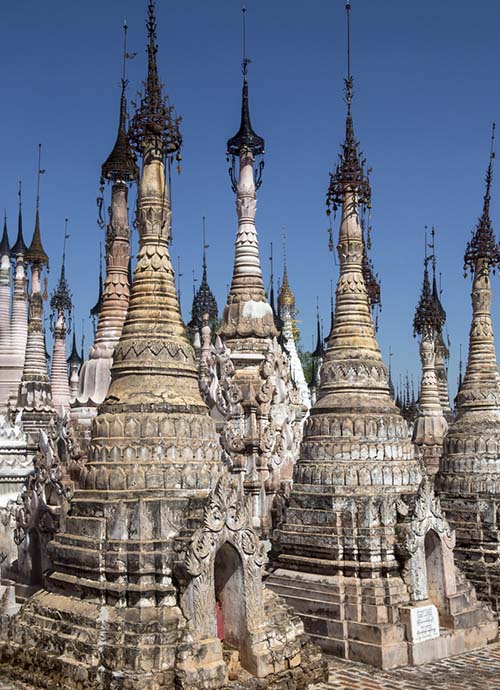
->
1, 0, 500, 400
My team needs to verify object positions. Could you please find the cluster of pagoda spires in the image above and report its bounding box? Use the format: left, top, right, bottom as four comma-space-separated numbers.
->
1, 1, 500, 685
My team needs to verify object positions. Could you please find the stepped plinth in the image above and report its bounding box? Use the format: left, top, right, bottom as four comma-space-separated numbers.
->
266, 5, 496, 666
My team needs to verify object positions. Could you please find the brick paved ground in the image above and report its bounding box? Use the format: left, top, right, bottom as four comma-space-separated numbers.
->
1, 643, 500, 689
314, 641, 500, 690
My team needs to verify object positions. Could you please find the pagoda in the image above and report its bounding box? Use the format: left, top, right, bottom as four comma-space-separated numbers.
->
188, 217, 218, 351
438, 124, 500, 612
49, 229, 72, 413
8, 187, 29, 408
73, 28, 138, 434
277, 260, 311, 410
0, 4, 325, 688
412, 237, 448, 475
267, 2, 495, 669
0, 217, 12, 410
204, 7, 304, 535
16, 149, 56, 446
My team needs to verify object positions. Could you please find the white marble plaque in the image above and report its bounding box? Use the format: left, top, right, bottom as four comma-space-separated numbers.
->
410, 604, 439, 643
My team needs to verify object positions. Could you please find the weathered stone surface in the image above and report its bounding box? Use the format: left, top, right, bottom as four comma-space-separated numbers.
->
267, 72, 496, 665
0, 8, 323, 689
438, 146, 500, 614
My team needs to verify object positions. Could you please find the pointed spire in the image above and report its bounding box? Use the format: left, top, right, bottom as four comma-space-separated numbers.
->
431, 229, 446, 327
388, 348, 395, 399
269, 241, 283, 332
189, 217, 218, 330
413, 229, 444, 337
313, 303, 325, 358
226, 6, 265, 160
458, 343, 463, 390
129, 0, 182, 158
67, 329, 83, 367
464, 122, 500, 273
326, 2, 371, 215
50, 219, 72, 326
11, 181, 28, 257
90, 244, 104, 320
277, 228, 295, 315
0, 214, 10, 257
101, 23, 139, 183
26, 145, 49, 267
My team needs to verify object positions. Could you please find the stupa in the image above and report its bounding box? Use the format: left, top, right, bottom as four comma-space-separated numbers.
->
412, 240, 448, 475
16, 148, 56, 445
278, 259, 311, 411
49, 229, 72, 413
267, 1, 496, 669
73, 29, 138, 435
0, 4, 325, 688
438, 124, 500, 612
0, 218, 12, 410
204, 8, 305, 535
8, 188, 29, 409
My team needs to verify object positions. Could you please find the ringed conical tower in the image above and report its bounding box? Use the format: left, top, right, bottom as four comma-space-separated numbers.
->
0, 217, 12, 411
0, 4, 325, 688
412, 236, 448, 475
267, 2, 496, 669
49, 228, 73, 413
8, 185, 29, 408
73, 26, 139, 435
16, 147, 56, 442
438, 124, 500, 612
206, 7, 304, 536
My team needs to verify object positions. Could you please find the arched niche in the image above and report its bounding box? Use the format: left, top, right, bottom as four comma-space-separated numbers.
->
425, 529, 446, 609
214, 542, 247, 652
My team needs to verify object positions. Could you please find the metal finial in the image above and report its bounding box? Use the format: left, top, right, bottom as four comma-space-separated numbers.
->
484, 121, 496, 209
36, 144, 46, 210
282, 225, 287, 270
242, 5, 250, 76
62, 218, 70, 267
202, 216, 208, 270
122, 20, 128, 83
18, 180, 22, 211
345, 2, 353, 111
177, 255, 182, 303
128, 0, 182, 158
327, 0, 371, 214
464, 122, 500, 273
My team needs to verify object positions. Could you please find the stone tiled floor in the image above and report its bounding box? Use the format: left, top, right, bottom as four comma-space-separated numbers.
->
315, 641, 500, 690
2, 644, 500, 689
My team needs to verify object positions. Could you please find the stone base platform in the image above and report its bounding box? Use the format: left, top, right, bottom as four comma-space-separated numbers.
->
440, 493, 500, 614
266, 568, 497, 669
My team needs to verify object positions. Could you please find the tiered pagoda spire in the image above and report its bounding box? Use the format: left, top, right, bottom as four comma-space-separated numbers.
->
412, 238, 448, 473
9, 184, 29, 406
188, 217, 218, 333
268, 2, 493, 667
310, 305, 324, 404
220, 9, 276, 341
73, 23, 139, 432
49, 224, 72, 411
210, 7, 304, 534
277, 256, 311, 409
3, 5, 323, 687
67, 330, 82, 400
0, 216, 12, 410
16, 146, 55, 438
439, 124, 500, 612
